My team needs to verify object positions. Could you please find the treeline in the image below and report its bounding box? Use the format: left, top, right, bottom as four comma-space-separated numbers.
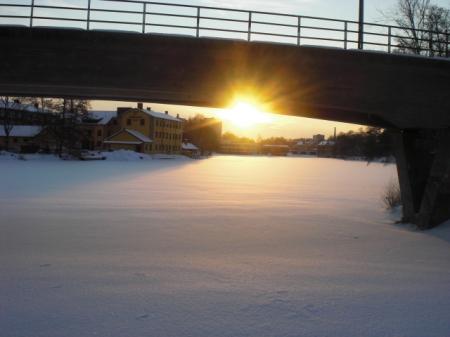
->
221, 127, 394, 159
1, 96, 91, 155
334, 127, 393, 160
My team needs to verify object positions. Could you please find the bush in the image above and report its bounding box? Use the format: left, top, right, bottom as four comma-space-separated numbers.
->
382, 179, 402, 209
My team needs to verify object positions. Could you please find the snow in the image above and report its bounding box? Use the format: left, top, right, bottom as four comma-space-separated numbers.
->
182, 142, 199, 150
101, 150, 153, 161
86, 109, 181, 123
0, 156, 449, 337
86, 110, 117, 125
318, 140, 336, 146
0, 125, 42, 137
144, 109, 181, 122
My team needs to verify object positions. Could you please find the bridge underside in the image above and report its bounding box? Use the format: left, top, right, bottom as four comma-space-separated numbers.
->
1, 27, 450, 128
0, 27, 449, 229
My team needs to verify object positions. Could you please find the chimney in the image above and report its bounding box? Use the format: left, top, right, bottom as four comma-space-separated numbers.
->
34, 103, 39, 109
147, 107, 152, 111
14, 99, 20, 104
137, 102, 143, 109
165, 111, 168, 115
176, 114, 179, 119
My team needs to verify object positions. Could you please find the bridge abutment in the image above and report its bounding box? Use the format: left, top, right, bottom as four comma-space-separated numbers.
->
393, 129, 450, 229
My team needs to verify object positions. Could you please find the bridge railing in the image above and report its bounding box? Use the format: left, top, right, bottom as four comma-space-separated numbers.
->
0, 0, 448, 57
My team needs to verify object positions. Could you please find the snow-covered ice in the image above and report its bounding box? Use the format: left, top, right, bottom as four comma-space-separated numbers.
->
0, 155, 449, 337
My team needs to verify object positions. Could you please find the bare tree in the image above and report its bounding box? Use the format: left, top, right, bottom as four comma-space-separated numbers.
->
0, 96, 17, 152
393, 0, 450, 56
46, 98, 88, 156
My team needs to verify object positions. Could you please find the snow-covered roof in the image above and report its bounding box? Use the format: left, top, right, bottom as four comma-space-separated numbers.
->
0, 101, 51, 114
143, 109, 181, 122
104, 140, 142, 145
85, 111, 117, 125
182, 143, 199, 151
318, 140, 336, 146
0, 125, 42, 137
125, 129, 152, 143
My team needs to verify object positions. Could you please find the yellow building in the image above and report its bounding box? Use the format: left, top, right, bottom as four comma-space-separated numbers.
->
103, 103, 183, 154
81, 111, 120, 150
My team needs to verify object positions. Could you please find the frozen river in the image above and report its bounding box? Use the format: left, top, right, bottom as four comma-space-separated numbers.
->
1, 155, 449, 337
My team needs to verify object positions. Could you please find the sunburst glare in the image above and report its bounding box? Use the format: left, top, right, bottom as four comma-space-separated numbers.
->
216, 98, 275, 129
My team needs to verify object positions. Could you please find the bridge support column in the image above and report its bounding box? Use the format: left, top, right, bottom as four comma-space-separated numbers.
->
393, 129, 450, 229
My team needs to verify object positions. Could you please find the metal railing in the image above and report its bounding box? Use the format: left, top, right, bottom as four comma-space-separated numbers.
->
0, 0, 448, 57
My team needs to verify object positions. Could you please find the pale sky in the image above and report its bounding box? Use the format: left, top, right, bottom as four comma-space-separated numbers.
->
83, 0, 447, 138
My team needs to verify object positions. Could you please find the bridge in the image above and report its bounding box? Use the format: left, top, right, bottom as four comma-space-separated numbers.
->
0, 0, 449, 229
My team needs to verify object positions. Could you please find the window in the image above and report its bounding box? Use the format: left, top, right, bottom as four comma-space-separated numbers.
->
127, 119, 131, 126
140, 119, 145, 126
97, 129, 102, 137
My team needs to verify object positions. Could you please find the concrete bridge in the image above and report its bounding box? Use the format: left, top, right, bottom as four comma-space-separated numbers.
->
0, 24, 449, 229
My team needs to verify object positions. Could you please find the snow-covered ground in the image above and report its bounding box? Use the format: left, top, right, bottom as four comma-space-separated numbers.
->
0, 155, 449, 337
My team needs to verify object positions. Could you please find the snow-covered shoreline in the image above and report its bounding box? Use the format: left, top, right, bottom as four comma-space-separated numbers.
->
0, 150, 190, 162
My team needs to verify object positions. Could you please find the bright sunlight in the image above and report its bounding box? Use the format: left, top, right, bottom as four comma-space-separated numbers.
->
216, 99, 275, 129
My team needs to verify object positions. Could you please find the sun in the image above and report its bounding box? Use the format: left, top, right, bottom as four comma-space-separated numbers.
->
217, 99, 274, 129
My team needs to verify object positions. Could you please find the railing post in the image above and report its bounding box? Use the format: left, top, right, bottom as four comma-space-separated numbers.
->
196, 7, 200, 38
297, 16, 301, 46
30, 0, 35, 27
87, 0, 91, 30
142, 2, 146, 34
429, 32, 434, 57
388, 26, 392, 53
344, 21, 348, 49
248, 11, 252, 41
445, 29, 448, 58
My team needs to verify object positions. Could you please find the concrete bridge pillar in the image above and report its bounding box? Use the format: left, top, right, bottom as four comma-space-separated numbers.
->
393, 129, 450, 229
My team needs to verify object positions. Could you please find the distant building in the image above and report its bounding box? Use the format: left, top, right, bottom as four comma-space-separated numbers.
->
261, 144, 290, 156
0, 100, 55, 125
220, 140, 258, 155
181, 142, 200, 158
293, 140, 317, 155
81, 111, 119, 150
102, 103, 183, 154
0, 125, 42, 153
317, 140, 336, 157
312, 134, 325, 144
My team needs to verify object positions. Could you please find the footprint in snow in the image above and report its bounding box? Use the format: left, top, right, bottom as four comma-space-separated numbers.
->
136, 314, 150, 320
134, 272, 147, 279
